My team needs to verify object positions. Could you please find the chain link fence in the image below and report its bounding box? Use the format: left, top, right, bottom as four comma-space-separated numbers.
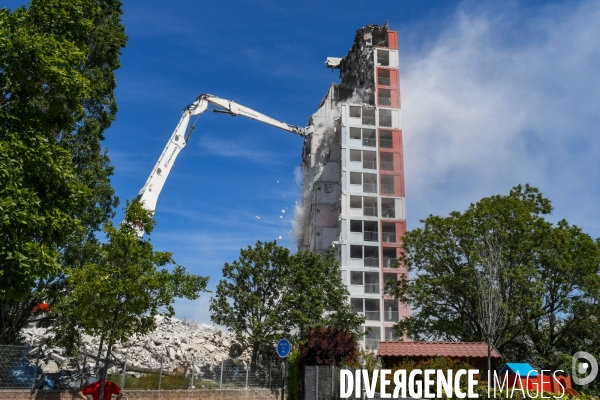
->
304, 365, 341, 400
0, 344, 285, 392
0, 345, 38, 389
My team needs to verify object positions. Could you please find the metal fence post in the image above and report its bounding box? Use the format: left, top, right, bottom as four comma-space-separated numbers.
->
120, 351, 128, 389
245, 364, 249, 388
33, 345, 42, 389
316, 365, 319, 400
191, 355, 195, 389
331, 365, 334, 398
219, 359, 224, 389
158, 354, 163, 390
80, 349, 88, 389
281, 360, 285, 400
269, 358, 272, 389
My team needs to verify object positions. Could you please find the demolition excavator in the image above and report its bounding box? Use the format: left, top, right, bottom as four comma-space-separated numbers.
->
135, 94, 313, 237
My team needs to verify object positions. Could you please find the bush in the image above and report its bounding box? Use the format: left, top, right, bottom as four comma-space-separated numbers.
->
299, 327, 359, 367
287, 350, 301, 400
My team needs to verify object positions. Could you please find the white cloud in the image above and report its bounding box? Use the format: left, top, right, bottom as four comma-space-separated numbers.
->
402, 0, 600, 234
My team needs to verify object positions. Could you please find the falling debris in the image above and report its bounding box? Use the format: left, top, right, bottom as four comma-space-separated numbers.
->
280, 216, 283, 219
255, 216, 261, 219
278, 236, 283, 240
281, 209, 286, 213
277, 180, 280, 183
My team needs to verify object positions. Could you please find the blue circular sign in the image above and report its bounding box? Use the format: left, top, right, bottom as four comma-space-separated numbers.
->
277, 338, 291, 358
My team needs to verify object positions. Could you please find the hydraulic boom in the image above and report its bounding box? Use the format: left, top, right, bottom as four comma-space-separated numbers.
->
136, 94, 311, 235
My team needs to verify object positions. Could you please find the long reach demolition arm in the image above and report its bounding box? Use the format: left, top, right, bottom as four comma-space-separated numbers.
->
136, 94, 312, 235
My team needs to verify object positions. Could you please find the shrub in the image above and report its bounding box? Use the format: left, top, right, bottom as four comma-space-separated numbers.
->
299, 327, 359, 367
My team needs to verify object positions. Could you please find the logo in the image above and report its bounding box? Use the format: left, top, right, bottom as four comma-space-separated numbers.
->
572, 351, 598, 385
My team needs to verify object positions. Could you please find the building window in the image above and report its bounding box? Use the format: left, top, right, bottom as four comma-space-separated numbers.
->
349, 106, 361, 118
380, 152, 394, 171
378, 69, 391, 86
350, 245, 363, 259
379, 109, 392, 127
380, 130, 393, 149
377, 50, 390, 66
363, 151, 377, 170
384, 300, 399, 322
350, 219, 363, 233
363, 196, 378, 216
363, 173, 377, 193
350, 271, 364, 285
381, 197, 395, 218
350, 195, 362, 209
350, 172, 362, 185
385, 327, 399, 341
378, 88, 392, 106
364, 299, 380, 321
382, 222, 396, 243
381, 175, 395, 194
362, 108, 376, 126
351, 298, 364, 313
350, 149, 362, 163
383, 249, 397, 268
364, 272, 380, 294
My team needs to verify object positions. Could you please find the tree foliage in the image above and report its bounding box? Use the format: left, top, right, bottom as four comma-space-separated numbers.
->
0, 0, 126, 343
387, 185, 600, 369
209, 241, 364, 361
51, 200, 209, 355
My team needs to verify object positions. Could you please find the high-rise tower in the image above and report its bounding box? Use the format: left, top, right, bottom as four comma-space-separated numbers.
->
297, 24, 408, 349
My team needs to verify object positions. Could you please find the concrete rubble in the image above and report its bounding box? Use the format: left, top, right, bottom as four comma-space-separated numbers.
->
22, 316, 250, 378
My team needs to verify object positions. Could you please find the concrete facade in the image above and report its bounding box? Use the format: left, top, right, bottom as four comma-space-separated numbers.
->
297, 24, 408, 349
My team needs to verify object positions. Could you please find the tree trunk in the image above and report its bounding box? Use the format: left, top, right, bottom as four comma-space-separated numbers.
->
99, 335, 114, 400
487, 341, 491, 382
0, 298, 38, 344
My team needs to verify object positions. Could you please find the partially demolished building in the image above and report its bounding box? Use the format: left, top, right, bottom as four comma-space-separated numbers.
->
297, 24, 408, 349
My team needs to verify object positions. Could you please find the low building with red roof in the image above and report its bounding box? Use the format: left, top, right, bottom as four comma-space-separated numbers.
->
377, 341, 501, 375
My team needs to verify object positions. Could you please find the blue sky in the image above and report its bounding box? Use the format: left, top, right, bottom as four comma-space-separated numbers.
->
7, 0, 600, 326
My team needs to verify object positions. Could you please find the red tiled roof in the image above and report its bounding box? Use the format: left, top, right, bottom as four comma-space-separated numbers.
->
378, 342, 501, 358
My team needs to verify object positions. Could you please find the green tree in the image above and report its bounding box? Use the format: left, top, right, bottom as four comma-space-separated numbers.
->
209, 241, 364, 362
51, 200, 209, 397
0, 0, 127, 344
387, 185, 600, 369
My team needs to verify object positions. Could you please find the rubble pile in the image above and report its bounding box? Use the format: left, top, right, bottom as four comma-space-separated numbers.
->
22, 316, 248, 377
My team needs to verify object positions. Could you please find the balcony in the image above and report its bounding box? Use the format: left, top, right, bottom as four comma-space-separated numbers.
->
362, 137, 376, 147
383, 257, 396, 268
365, 311, 380, 321
382, 207, 395, 218
380, 161, 394, 171
364, 284, 380, 294
382, 232, 396, 243
364, 257, 379, 267
384, 310, 400, 322
363, 206, 377, 217
378, 77, 391, 86
363, 231, 378, 242
378, 97, 391, 106
363, 160, 377, 170
381, 184, 395, 194
377, 56, 389, 66
380, 138, 393, 148
363, 183, 377, 193
362, 116, 376, 126
379, 117, 392, 127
